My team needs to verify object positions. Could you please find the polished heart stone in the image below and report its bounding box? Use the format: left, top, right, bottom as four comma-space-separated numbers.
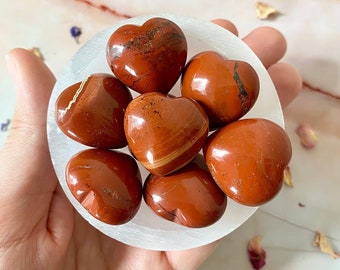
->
124, 92, 209, 176
106, 17, 188, 94
204, 118, 292, 206
66, 149, 142, 225
181, 51, 259, 128
143, 156, 227, 228
55, 73, 132, 149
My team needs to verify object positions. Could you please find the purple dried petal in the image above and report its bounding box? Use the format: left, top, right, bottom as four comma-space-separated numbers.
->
70, 26, 82, 43
248, 236, 266, 270
70, 26, 82, 37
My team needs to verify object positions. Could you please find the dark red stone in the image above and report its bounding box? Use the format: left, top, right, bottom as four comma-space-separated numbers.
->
143, 157, 227, 228
182, 51, 259, 128
66, 149, 142, 225
204, 118, 292, 206
55, 73, 132, 149
106, 17, 187, 94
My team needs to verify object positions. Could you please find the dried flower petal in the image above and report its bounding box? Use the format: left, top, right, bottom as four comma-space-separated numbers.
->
295, 123, 318, 149
70, 26, 82, 43
312, 231, 340, 259
29, 47, 44, 60
1, 119, 11, 132
255, 2, 280, 20
248, 235, 266, 269
298, 202, 306, 207
283, 166, 294, 187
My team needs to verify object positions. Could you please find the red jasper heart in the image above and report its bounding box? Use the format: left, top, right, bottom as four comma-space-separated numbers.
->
106, 17, 188, 94
55, 73, 132, 149
124, 92, 209, 176
143, 156, 227, 228
204, 118, 292, 206
182, 51, 259, 128
66, 149, 142, 225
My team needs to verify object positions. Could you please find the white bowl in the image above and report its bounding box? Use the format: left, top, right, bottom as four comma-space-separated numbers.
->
47, 14, 283, 251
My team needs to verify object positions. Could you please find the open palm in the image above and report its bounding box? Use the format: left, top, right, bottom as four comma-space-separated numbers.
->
0, 20, 301, 270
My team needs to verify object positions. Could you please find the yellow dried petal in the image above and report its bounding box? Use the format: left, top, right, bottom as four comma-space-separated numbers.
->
312, 231, 340, 259
295, 123, 318, 149
29, 47, 44, 60
255, 2, 280, 20
283, 166, 294, 188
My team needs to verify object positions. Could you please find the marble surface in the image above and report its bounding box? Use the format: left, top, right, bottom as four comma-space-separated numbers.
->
1, 0, 340, 269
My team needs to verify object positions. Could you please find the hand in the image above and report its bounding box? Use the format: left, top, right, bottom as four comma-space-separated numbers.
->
0, 20, 301, 270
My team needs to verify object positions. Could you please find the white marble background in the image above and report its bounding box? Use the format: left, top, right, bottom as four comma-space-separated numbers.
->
1, 0, 340, 269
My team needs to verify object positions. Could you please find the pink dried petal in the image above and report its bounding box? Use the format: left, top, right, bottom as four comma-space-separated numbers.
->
295, 123, 318, 149
248, 235, 266, 269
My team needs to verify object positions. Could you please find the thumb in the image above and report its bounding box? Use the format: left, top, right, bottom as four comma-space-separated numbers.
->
5, 48, 56, 141
0, 48, 57, 205
0, 49, 74, 264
